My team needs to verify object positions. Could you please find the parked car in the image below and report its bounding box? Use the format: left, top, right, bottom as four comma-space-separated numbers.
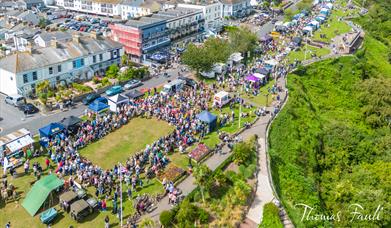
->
82, 93, 100, 105
18, 103, 39, 114
124, 79, 142, 90
105, 85, 123, 96
5, 95, 25, 107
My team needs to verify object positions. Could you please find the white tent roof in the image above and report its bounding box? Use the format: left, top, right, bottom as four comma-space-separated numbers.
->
6, 134, 34, 153
0, 128, 30, 148
108, 94, 129, 104
310, 20, 320, 26
229, 53, 243, 62
253, 73, 266, 79
303, 26, 313, 31
265, 59, 278, 66
215, 91, 229, 98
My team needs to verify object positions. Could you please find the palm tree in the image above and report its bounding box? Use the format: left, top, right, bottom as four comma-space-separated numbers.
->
193, 164, 212, 204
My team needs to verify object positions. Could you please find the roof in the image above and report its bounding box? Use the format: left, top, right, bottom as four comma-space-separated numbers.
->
16, 10, 40, 25
22, 174, 64, 216
125, 90, 144, 99
59, 115, 82, 129
125, 17, 166, 28
140, 0, 162, 12
70, 199, 90, 213
37, 31, 72, 42
108, 94, 129, 103
22, 0, 44, 4
88, 101, 109, 113
39, 122, 65, 138
0, 34, 123, 73
0, 128, 30, 147
59, 191, 78, 202
197, 110, 217, 123
221, 0, 246, 4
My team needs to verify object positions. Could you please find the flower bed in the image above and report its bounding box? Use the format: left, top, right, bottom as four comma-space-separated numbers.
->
157, 165, 186, 183
190, 143, 211, 163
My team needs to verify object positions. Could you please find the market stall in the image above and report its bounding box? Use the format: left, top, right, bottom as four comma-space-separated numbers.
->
214, 91, 231, 107
197, 111, 217, 132
60, 116, 82, 134
0, 128, 34, 170
125, 90, 145, 100
107, 94, 129, 112
39, 122, 65, 147
245, 74, 261, 88
88, 101, 109, 113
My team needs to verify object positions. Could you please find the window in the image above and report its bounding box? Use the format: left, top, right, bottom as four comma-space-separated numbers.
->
58, 65, 62, 72
93, 55, 96, 63
23, 74, 28, 83
73, 60, 77, 68
32, 72, 37, 81
80, 58, 84, 66
49, 67, 53, 74
99, 54, 103, 61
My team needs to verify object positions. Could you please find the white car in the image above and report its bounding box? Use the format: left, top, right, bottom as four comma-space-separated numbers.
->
124, 80, 142, 90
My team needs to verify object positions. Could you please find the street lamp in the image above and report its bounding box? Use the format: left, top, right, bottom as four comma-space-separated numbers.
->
118, 162, 123, 227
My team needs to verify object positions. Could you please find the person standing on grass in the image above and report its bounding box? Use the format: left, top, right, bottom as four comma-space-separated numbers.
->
104, 216, 110, 228
45, 158, 50, 170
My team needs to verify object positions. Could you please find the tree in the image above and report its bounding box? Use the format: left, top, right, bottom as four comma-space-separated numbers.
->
204, 38, 231, 63
232, 140, 255, 165
36, 80, 50, 94
160, 210, 175, 227
121, 54, 129, 66
139, 217, 155, 228
297, 0, 312, 11
38, 18, 49, 28
175, 199, 198, 226
284, 9, 296, 21
193, 164, 212, 203
182, 43, 214, 74
260, 203, 283, 228
228, 26, 258, 56
106, 64, 119, 79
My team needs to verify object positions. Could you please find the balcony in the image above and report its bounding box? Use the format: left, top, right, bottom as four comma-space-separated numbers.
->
142, 37, 170, 52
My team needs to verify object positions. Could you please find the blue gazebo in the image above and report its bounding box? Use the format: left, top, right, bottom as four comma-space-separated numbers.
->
197, 111, 217, 132
88, 101, 109, 113
39, 122, 65, 138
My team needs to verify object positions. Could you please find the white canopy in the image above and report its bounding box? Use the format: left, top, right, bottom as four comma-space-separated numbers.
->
0, 128, 30, 148
6, 134, 34, 153
229, 53, 243, 62
265, 59, 279, 66
108, 94, 129, 112
215, 91, 229, 99
303, 26, 314, 31
253, 73, 266, 80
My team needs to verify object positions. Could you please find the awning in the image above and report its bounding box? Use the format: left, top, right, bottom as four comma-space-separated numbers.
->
6, 134, 34, 153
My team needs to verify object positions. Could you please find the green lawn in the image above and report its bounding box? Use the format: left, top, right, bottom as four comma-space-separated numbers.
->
241, 79, 277, 106
80, 117, 174, 170
287, 46, 331, 63
313, 10, 352, 42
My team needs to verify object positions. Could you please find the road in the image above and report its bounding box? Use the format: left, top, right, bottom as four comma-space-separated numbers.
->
0, 66, 188, 136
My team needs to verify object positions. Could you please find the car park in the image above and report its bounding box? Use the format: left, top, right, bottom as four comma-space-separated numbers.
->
18, 103, 39, 114
106, 85, 123, 96
124, 79, 142, 90
82, 93, 100, 105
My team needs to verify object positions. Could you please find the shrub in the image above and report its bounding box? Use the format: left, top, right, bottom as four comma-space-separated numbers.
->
259, 203, 283, 228
71, 83, 92, 93
160, 210, 175, 227
47, 90, 54, 97
198, 207, 209, 224
92, 76, 100, 84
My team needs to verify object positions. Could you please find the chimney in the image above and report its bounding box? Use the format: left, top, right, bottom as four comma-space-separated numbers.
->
72, 34, 81, 43
51, 37, 59, 48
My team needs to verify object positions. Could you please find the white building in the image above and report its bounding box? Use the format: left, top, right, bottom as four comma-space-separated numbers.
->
151, 7, 205, 41
0, 33, 124, 96
54, 0, 161, 19
178, 1, 223, 32
221, 0, 251, 18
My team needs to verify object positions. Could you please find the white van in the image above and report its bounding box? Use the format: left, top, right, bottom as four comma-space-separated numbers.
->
5, 95, 25, 107
161, 79, 185, 95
